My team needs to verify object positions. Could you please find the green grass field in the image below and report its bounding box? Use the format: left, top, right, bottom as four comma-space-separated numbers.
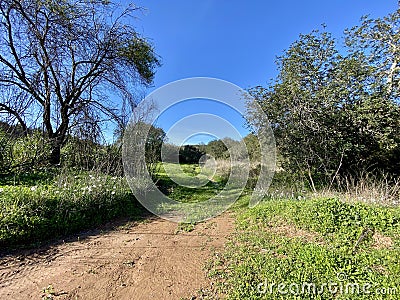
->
207, 197, 400, 299
155, 162, 224, 203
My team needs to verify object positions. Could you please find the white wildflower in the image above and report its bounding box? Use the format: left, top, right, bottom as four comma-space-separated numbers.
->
30, 186, 38, 191
0, 188, 3, 193
111, 191, 116, 195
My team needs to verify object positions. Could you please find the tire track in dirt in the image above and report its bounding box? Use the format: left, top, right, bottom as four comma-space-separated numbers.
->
0, 213, 234, 299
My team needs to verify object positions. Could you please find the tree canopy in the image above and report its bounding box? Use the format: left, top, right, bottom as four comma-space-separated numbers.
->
248, 11, 400, 187
0, 0, 160, 164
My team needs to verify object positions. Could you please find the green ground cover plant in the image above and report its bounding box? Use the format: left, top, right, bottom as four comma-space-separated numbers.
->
0, 171, 142, 248
208, 197, 400, 299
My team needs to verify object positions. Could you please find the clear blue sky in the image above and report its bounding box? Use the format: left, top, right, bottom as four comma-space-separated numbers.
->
122, 0, 398, 145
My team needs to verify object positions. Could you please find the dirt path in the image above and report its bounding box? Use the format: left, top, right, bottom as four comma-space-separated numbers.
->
0, 214, 234, 299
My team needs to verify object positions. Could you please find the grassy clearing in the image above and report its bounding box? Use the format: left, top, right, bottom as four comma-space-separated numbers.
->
0, 171, 142, 248
152, 162, 234, 223
156, 162, 225, 203
207, 197, 400, 299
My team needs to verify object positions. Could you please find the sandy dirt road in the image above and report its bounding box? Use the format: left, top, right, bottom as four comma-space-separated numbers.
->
0, 214, 234, 299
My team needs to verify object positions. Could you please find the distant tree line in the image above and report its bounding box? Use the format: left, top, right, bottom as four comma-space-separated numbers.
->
160, 134, 261, 165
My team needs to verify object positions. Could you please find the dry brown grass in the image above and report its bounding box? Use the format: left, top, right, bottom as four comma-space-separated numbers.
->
315, 173, 400, 207
372, 231, 393, 250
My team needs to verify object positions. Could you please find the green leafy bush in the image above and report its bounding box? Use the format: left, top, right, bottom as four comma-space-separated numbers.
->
11, 131, 51, 171
0, 128, 12, 173
61, 138, 123, 175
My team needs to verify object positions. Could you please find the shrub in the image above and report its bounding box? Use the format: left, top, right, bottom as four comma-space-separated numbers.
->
11, 131, 51, 171
0, 128, 12, 173
61, 138, 123, 175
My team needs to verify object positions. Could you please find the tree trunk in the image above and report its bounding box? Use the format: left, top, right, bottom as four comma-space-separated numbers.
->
49, 142, 61, 165
48, 119, 69, 166
49, 135, 65, 166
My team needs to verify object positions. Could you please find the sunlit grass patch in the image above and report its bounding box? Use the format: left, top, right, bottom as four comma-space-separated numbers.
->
156, 162, 225, 203
208, 198, 400, 299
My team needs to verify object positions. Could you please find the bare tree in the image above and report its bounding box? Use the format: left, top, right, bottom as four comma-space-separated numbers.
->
0, 0, 160, 164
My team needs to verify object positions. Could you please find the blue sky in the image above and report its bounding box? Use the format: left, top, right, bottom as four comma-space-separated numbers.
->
123, 0, 398, 145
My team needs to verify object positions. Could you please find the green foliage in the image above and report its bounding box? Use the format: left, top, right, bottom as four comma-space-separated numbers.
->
161, 143, 180, 162
61, 137, 123, 175
118, 36, 161, 84
243, 134, 261, 162
0, 125, 126, 176
145, 124, 166, 164
11, 131, 51, 170
163, 136, 259, 167
0, 128, 12, 173
345, 10, 400, 98
0, 172, 142, 247
243, 198, 400, 244
0, 170, 57, 186
176, 222, 195, 233
205, 139, 229, 159
0, 129, 51, 173
179, 145, 205, 164
248, 19, 400, 185
210, 198, 400, 299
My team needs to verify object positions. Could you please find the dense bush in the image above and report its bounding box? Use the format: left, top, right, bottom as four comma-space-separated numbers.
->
0, 128, 12, 173
179, 145, 205, 164
248, 11, 400, 186
12, 131, 51, 169
61, 137, 123, 175
0, 129, 51, 174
